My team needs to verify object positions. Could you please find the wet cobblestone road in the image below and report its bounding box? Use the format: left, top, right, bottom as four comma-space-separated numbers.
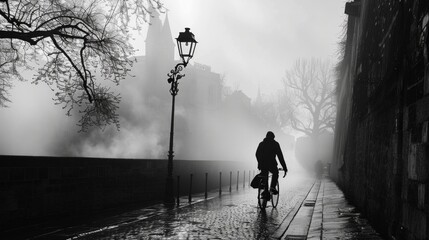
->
70, 173, 314, 240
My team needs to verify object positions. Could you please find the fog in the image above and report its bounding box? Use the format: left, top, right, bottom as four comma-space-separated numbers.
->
0, 0, 345, 170
135, 0, 347, 98
44, 57, 295, 167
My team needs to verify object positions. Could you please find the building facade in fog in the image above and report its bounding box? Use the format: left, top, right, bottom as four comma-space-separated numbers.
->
119, 9, 281, 161
333, 1, 428, 239
137, 9, 222, 111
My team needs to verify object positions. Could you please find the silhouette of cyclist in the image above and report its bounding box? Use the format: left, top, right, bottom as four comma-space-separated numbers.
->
256, 131, 288, 200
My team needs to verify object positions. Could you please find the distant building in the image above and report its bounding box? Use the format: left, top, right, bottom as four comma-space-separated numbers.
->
223, 90, 251, 112
117, 9, 294, 161
133, 9, 222, 111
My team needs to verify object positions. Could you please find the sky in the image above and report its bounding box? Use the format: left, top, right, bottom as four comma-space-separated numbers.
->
133, 0, 347, 99
0, 0, 347, 158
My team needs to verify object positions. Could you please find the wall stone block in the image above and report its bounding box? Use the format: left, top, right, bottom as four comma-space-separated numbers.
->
402, 204, 427, 240
425, 65, 429, 95
418, 183, 425, 210
423, 121, 428, 143
416, 96, 429, 124
415, 144, 428, 182
408, 144, 417, 180
408, 181, 419, 206
411, 124, 423, 143
408, 105, 417, 129
407, 143, 426, 182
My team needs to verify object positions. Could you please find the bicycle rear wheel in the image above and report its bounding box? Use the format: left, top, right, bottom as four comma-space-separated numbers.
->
257, 180, 267, 209
271, 182, 279, 208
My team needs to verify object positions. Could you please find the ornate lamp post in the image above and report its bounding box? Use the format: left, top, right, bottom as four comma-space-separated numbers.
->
164, 28, 197, 205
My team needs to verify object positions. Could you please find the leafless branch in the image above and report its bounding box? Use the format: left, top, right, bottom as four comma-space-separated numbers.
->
0, 0, 164, 130
281, 59, 337, 138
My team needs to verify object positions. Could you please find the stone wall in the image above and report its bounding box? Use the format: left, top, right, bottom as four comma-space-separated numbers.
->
0, 155, 253, 229
333, 1, 429, 239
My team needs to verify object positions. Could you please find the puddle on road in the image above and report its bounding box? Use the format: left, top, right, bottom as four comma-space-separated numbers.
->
187, 220, 203, 225
223, 204, 237, 207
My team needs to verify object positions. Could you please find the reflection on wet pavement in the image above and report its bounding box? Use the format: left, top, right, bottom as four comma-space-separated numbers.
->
71, 174, 313, 239
318, 180, 383, 240
5, 174, 385, 239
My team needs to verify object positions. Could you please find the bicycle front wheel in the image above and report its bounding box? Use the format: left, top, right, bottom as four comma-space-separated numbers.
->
271, 182, 279, 208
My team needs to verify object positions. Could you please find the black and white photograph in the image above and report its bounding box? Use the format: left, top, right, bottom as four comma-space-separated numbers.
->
0, 0, 428, 239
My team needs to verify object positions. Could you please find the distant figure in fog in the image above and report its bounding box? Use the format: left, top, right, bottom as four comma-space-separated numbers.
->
315, 160, 324, 179
256, 131, 288, 200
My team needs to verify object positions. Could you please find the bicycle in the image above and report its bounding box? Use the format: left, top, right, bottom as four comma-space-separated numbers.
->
257, 168, 286, 210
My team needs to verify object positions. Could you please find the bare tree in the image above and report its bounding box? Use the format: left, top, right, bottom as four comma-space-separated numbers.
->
280, 59, 336, 142
0, 40, 18, 107
0, 0, 163, 131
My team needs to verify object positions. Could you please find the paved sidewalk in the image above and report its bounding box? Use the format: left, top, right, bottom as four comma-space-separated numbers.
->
73, 174, 314, 239
306, 178, 383, 240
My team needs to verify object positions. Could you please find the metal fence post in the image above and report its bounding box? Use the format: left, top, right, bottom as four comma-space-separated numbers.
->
188, 173, 193, 203
219, 172, 222, 196
205, 172, 208, 199
243, 170, 245, 189
248, 170, 251, 187
229, 171, 232, 192
176, 175, 180, 206
236, 171, 239, 191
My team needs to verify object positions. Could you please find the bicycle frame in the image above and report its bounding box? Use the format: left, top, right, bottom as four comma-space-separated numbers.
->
257, 173, 280, 210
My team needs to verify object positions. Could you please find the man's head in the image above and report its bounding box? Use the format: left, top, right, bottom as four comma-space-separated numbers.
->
266, 131, 275, 139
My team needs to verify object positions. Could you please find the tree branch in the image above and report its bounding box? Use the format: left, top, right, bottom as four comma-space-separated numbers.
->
50, 35, 93, 102
281, 58, 337, 137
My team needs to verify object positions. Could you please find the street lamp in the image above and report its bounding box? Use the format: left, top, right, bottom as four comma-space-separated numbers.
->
164, 28, 197, 205
176, 28, 197, 67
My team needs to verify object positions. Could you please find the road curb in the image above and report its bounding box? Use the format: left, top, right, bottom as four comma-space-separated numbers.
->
307, 179, 324, 239
271, 180, 321, 240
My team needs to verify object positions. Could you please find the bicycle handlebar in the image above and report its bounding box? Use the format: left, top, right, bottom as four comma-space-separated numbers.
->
278, 168, 287, 178
258, 168, 287, 178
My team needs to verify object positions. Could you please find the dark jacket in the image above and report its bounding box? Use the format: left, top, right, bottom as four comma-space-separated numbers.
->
256, 138, 287, 171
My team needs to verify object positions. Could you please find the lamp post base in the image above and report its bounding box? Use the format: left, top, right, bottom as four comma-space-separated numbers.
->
164, 175, 175, 207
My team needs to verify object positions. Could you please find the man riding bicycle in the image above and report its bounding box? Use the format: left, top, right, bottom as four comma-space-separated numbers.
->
256, 131, 288, 200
